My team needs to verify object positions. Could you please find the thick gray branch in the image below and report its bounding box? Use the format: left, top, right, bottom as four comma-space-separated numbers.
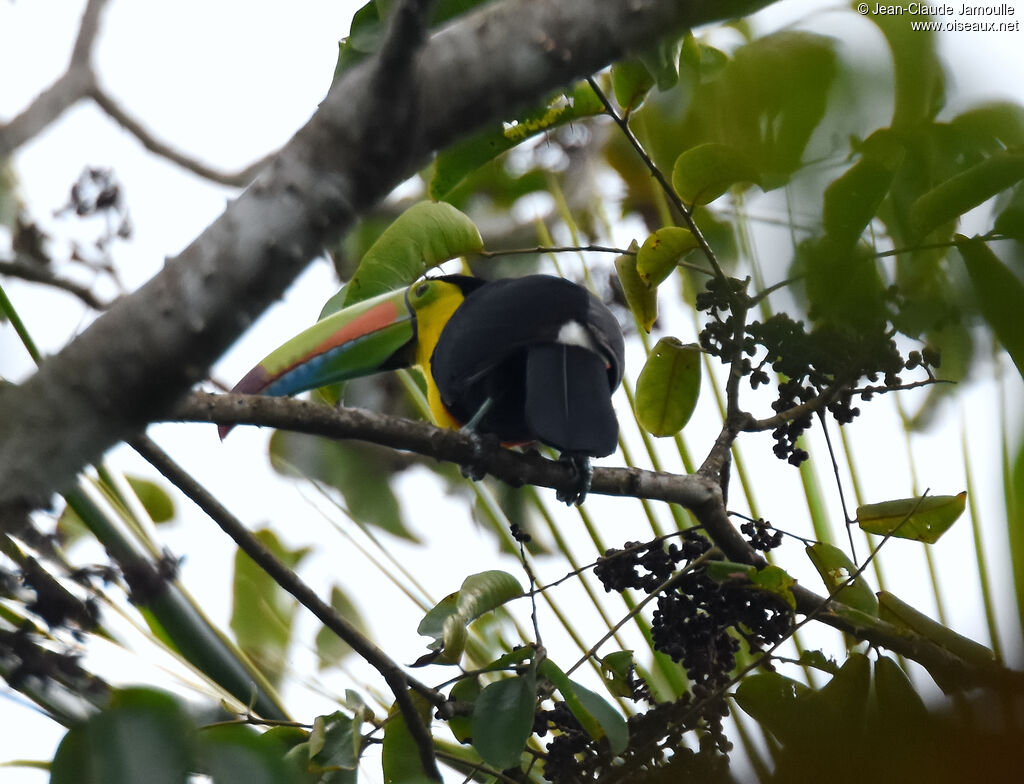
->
0, 0, 770, 516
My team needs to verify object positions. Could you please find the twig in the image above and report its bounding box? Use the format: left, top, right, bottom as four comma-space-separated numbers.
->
0, 257, 111, 310
130, 433, 447, 776
89, 89, 269, 187
584, 76, 724, 280
477, 244, 634, 258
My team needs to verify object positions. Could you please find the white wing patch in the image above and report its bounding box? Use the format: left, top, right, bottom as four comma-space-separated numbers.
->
556, 320, 596, 351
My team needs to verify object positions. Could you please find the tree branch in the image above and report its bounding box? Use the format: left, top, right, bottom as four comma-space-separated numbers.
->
170, 391, 1017, 690
0, 256, 111, 310
0, 0, 107, 157
87, 88, 270, 188
130, 432, 445, 779
0, 0, 773, 516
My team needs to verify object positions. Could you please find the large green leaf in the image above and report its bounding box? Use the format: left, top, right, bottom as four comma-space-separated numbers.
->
471, 669, 537, 770
856, 492, 966, 543
634, 338, 701, 437
230, 529, 310, 688
51, 689, 194, 784
321, 201, 483, 316
956, 235, 1024, 379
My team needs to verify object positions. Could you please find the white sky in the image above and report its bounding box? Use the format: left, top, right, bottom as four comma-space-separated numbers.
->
2, 1, 1023, 782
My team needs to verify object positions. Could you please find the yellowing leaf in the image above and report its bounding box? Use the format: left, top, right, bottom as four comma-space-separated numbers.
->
614, 242, 657, 332
856, 492, 967, 543
805, 543, 878, 616
634, 338, 701, 436
636, 227, 699, 287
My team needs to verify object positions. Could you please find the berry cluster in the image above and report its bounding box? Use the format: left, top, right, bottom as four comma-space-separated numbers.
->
739, 518, 783, 553
697, 277, 940, 466
537, 531, 793, 782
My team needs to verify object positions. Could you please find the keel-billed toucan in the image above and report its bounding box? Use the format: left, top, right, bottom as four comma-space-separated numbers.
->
222, 274, 625, 503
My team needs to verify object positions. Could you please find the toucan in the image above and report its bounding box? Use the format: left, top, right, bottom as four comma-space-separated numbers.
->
221, 274, 625, 503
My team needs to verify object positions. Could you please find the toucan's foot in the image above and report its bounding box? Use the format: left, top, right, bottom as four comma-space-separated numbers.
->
459, 428, 498, 482
556, 453, 592, 506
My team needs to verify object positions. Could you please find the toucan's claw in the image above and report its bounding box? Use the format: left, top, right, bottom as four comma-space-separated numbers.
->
458, 427, 497, 483
556, 453, 592, 506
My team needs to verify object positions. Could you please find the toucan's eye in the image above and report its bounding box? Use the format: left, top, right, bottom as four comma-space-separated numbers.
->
414, 282, 430, 298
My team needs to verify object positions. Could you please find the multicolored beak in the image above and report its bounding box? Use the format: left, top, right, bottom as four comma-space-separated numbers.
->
218, 287, 415, 438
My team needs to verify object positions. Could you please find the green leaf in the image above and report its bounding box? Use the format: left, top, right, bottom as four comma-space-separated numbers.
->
614, 242, 657, 333
382, 693, 436, 784
447, 676, 482, 743
705, 561, 796, 610
749, 564, 798, 610
735, 671, 813, 747
308, 711, 361, 772
799, 237, 888, 332
335, 0, 490, 80
805, 542, 879, 616
202, 724, 306, 784
315, 587, 367, 670
856, 492, 967, 544
636, 227, 699, 287
324, 201, 483, 314
567, 679, 629, 755
416, 570, 523, 664
471, 669, 537, 770
230, 529, 310, 688
634, 338, 701, 437
600, 650, 635, 699
868, 1, 945, 130
611, 59, 655, 113
430, 82, 603, 198
910, 150, 1024, 238
877, 591, 995, 673
797, 649, 840, 676
638, 33, 684, 90
671, 142, 759, 205
823, 131, 905, 246
994, 181, 1024, 240
122, 476, 175, 523
957, 235, 1024, 379
270, 431, 416, 541
51, 689, 193, 784
873, 656, 929, 732
717, 31, 836, 184
538, 659, 627, 754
